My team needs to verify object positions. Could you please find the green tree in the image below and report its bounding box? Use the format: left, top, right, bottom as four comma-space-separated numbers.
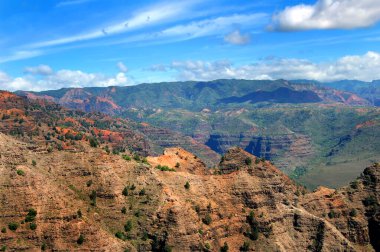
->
220, 242, 229, 252
77, 234, 84, 245
29, 222, 37, 230
8, 222, 18, 231
184, 181, 190, 190
124, 220, 133, 232
122, 187, 129, 196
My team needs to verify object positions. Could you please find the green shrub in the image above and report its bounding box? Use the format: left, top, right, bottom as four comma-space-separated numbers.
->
77, 234, 84, 245
246, 211, 259, 240
156, 165, 175, 172
121, 207, 127, 214
328, 211, 337, 219
41, 243, 46, 251
350, 180, 359, 189
133, 154, 140, 161
32, 160, 37, 166
363, 196, 378, 207
240, 241, 250, 251
25, 208, 37, 222
0, 246, 6, 251
245, 157, 252, 165
122, 187, 129, 196
202, 213, 212, 225
16, 169, 25, 176
194, 205, 200, 214
86, 180, 93, 187
29, 222, 37, 230
89, 138, 99, 148
130, 184, 136, 190
139, 189, 146, 196
115, 231, 127, 240
124, 220, 133, 232
204, 243, 211, 251
175, 162, 180, 168
77, 209, 82, 218
1, 227, 6, 233
8, 222, 18, 231
349, 209, 357, 217
220, 242, 229, 252
122, 154, 131, 161
312, 222, 325, 252
184, 181, 190, 190
89, 190, 97, 206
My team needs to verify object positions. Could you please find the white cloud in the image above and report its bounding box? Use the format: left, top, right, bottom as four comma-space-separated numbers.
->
0, 50, 43, 64
105, 13, 266, 47
224, 30, 250, 45
0, 69, 133, 92
272, 0, 380, 31
24, 65, 53, 75
56, 0, 92, 7
29, 1, 199, 48
152, 51, 380, 82
117, 62, 128, 73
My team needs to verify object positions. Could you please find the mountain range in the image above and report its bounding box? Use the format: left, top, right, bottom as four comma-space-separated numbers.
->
0, 89, 379, 251
17, 79, 380, 189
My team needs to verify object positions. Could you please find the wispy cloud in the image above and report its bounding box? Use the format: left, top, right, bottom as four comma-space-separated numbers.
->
103, 13, 266, 46
29, 1, 200, 49
0, 50, 43, 64
56, 0, 93, 8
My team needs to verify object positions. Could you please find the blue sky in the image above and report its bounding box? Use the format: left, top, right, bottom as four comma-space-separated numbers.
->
1, 0, 380, 91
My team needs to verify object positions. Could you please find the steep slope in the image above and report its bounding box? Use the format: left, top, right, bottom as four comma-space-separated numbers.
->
0, 131, 379, 251
0, 91, 219, 166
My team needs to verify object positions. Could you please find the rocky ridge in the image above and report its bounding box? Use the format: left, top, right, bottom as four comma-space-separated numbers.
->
0, 132, 379, 251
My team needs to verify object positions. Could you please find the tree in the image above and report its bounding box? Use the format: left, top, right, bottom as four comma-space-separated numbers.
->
220, 242, 229, 252
202, 213, 212, 225
77, 209, 82, 218
240, 241, 250, 251
8, 222, 18, 231
77, 234, 84, 245
139, 188, 146, 196
89, 138, 99, 148
245, 157, 252, 165
89, 190, 97, 206
17, 169, 25, 176
25, 208, 37, 222
122, 187, 129, 196
184, 181, 190, 190
349, 209, 357, 217
124, 220, 133, 232
121, 207, 127, 214
30, 222, 37, 230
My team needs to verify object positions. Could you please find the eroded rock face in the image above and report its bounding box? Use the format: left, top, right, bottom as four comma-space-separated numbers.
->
0, 134, 378, 251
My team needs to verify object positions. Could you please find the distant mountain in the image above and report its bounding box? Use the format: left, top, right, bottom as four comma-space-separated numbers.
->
17, 79, 371, 112
17, 79, 380, 188
292, 79, 380, 106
